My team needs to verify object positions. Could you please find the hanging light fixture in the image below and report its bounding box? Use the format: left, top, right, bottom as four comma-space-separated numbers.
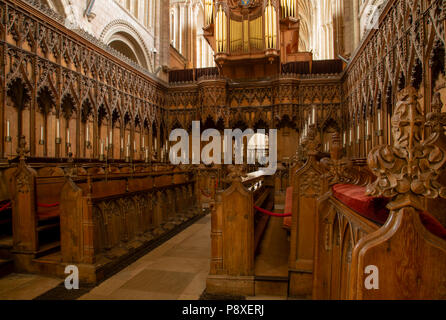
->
264, 0, 277, 50
215, 4, 227, 53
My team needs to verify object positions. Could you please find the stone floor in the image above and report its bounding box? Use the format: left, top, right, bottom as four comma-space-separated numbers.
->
0, 273, 61, 300
0, 214, 288, 300
0, 215, 210, 300
79, 214, 211, 300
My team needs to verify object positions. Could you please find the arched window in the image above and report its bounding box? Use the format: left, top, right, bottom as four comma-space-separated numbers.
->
170, 10, 175, 45
248, 133, 269, 163
42, 0, 66, 17
102, 22, 151, 69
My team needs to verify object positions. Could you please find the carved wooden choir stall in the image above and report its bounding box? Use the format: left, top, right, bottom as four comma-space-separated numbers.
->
0, 0, 446, 300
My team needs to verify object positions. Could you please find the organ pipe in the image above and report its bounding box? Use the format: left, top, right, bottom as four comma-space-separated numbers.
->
280, 0, 296, 19
205, 0, 214, 26
265, 0, 277, 49
230, 19, 243, 52
249, 17, 262, 50
216, 4, 227, 53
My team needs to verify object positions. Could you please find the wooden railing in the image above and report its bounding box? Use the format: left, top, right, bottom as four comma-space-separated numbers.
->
169, 60, 344, 84
281, 60, 344, 76
169, 67, 220, 83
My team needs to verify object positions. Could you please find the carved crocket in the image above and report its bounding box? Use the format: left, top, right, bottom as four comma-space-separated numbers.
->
366, 86, 446, 211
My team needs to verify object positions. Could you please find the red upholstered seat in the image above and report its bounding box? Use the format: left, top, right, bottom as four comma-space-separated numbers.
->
332, 184, 389, 224
283, 187, 293, 230
332, 184, 446, 241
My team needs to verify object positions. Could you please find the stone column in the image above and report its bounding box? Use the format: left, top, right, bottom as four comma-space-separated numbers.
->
353, 0, 360, 49
158, 0, 170, 70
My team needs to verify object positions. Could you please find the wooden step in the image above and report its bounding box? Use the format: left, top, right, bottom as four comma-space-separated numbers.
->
35, 241, 60, 259
0, 236, 13, 260
37, 223, 60, 232
255, 276, 289, 297
0, 258, 14, 277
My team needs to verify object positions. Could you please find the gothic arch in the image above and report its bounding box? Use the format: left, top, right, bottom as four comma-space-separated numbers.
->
42, 0, 68, 18
100, 20, 152, 70
298, 0, 312, 52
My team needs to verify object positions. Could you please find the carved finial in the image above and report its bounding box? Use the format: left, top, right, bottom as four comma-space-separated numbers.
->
292, 144, 307, 166
302, 124, 321, 155
65, 152, 75, 178
17, 136, 29, 162
330, 132, 343, 161
179, 164, 190, 171
226, 165, 247, 182
367, 86, 446, 211
426, 92, 446, 133
320, 132, 355, 186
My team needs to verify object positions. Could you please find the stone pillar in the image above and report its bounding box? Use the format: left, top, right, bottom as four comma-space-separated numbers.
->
158, 0, 170, 71
353, 0, 360, 49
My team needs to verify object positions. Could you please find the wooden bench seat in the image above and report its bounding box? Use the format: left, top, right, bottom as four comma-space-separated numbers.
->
6, 154, 201, 281
35, 167, 65, 222
58, 168, 200, 283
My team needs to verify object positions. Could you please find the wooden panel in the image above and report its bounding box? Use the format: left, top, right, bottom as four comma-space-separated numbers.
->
60, 179, 86, 263
350, 208, 446, 299
222, 181, 254, 276
128, 177, 153, 192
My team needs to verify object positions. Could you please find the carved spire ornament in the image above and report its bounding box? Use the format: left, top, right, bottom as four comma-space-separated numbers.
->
366, 87, 446, 211
302, 124, 321, 156
426, 91, 446, 135
291, 143, 307, 167
225, 164, 247, 183
17, 135, 29, 162
64, 152, 76, 179
320, 132, 350, 185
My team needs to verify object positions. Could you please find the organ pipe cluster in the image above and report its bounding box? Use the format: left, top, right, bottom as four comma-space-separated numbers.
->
214, 0, 279, 54
280, 0, 296, 19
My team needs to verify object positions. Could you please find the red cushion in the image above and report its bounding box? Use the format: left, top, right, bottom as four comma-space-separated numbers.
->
283, 187, 293, 230
332, 184, 446, 241
419, 211, 446, 240
332, 184, 389, 224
